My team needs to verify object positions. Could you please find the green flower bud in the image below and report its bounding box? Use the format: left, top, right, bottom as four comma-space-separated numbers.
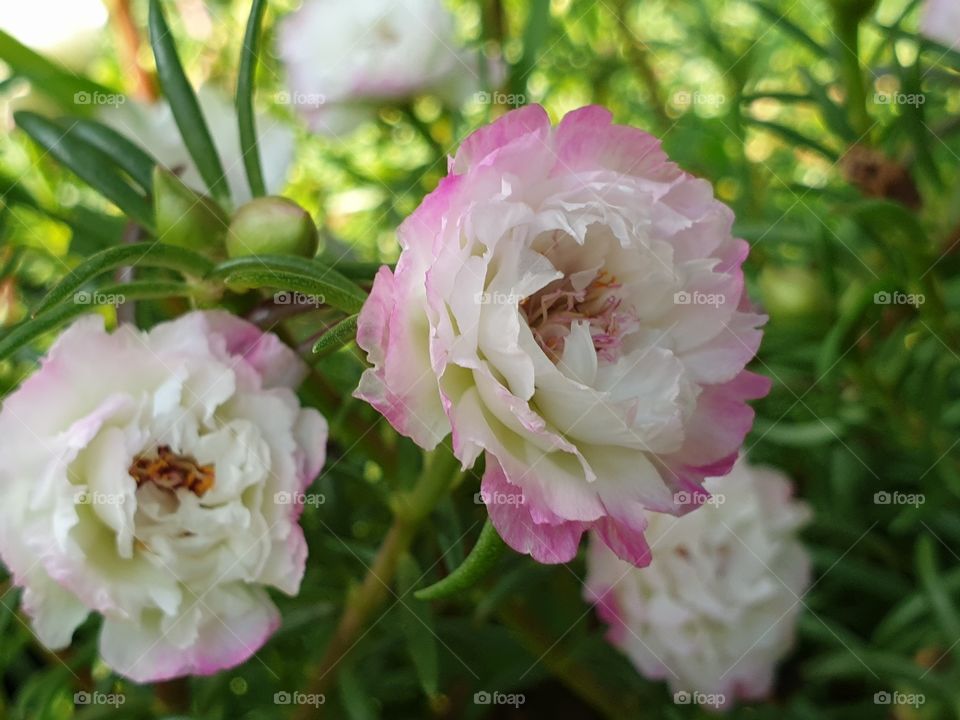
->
153, 167, 229, 257
226, 197, 319, 259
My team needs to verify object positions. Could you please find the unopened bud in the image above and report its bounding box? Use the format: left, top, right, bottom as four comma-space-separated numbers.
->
226, 197, 319, 259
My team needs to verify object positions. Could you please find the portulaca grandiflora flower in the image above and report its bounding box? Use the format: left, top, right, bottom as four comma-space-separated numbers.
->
277, 0, 490, 135
355, 104, 770, 566
584, 458, 811, 710
0, 311, 327, 682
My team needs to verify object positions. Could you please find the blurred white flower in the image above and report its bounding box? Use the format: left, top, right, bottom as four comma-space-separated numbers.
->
921, 0, 960, 47
99, 87, 295, 205
277, 0, 495, 135
584, 457, 811, 710
0, 311, 327, 682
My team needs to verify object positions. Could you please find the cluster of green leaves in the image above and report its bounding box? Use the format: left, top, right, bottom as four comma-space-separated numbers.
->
1, 0, 960, 719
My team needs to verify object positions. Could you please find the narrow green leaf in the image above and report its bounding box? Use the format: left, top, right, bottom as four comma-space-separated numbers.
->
338, 661, 378, 720
801, 68, 856, 141
916, 536, 960, 642
744, 118, 839, 161
749, 1, 828, 57
0, 281, 194, 362
34, 243, 214, 316
741, 92, 814, 104
397, 554, 440, 699
0, 29, 110, 113
216, 268, 362, 313
318, 258, 388, 281
148, 0, 231, 204
893, 51, 941, 188
816, 279, 887, 377
207, 255, 368, 312
64, 118, 158, 192
237, 0, 268, 198
415, 520, 507, 601
312, 314, 359, 356
14, 111, 155, 231
874, 567, 960, 645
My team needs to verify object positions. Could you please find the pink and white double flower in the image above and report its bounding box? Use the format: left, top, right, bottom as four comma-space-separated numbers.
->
355, 105, 769, 566
0, 312, 327, 682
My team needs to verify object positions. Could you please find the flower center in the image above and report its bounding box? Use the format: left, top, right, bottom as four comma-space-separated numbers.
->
129, 445, 215, 497
520, 271, 635, 364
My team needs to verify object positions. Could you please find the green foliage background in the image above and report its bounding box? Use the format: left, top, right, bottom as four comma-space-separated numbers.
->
2, 0, 960, 718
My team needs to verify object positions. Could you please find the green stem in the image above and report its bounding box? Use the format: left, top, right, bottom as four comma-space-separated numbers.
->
295, 447, 460, 719
834, 12, 871, 138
